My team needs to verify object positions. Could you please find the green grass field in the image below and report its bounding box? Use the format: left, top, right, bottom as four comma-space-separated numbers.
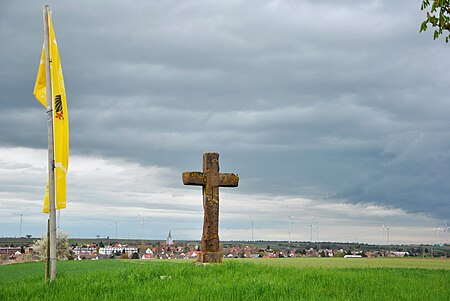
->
243, 256, 450, 269
1, 258, 449, 300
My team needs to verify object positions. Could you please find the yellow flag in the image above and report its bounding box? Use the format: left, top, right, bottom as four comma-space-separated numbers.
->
34, 44, 47, 107
33, 11, 69, 213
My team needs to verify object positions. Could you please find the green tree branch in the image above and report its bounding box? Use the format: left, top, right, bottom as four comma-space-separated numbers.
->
420, 0, 450, 42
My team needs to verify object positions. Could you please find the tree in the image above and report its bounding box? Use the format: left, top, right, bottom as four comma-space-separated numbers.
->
420, 0, 450, 42
31, 231, 71, 260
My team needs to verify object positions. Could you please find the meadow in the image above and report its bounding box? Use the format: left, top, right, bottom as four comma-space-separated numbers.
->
1, 258, 449, 300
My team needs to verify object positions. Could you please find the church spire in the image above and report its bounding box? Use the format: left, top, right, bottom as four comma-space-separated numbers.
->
166, 230, 173, 245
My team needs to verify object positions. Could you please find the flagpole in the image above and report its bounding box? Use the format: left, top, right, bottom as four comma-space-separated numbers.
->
43, 5, 57, 281
45, 218, 50, 281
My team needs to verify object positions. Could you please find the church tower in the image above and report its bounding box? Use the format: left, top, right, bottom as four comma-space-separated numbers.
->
166, 230, 173, 245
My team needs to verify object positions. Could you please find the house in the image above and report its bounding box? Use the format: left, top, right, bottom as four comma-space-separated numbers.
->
0, 247, 21, 255
185, 251, 198, 258
389, 251, 409, 257
99, 244, 138, 255
73, 245, 97, 256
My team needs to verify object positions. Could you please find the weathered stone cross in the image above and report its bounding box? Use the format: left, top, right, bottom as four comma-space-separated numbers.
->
182, 152, 239, 263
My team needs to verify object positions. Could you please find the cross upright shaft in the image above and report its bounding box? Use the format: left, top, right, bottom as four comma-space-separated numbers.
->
182, 152, 239, 263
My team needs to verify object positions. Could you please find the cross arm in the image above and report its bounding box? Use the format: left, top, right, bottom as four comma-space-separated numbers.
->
182, 171, 205, 186
219, 173, 239, 187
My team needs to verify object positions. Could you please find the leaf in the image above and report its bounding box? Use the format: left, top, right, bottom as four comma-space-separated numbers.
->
433, 30, 440, 39
420, 21, 428, 32
431, 2, 438, 12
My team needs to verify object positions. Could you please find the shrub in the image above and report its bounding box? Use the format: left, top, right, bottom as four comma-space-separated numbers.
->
31, 231, 72, 260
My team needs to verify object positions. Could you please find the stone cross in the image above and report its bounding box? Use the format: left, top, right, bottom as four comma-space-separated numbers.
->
182, 152, 239, 263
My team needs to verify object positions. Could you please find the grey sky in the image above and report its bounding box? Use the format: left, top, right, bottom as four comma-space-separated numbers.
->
0, 1, 448, 244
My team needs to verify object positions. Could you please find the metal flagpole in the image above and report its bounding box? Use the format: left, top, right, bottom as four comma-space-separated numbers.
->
43, 5, 57, 281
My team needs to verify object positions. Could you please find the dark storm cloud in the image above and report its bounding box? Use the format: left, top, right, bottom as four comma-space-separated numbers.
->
0, 0, 449, 223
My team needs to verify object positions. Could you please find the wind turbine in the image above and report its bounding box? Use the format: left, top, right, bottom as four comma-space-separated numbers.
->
138, 215, 150, 240
444, 221, 449, 244
315, 219, 319, 242
309, 223, 314, 242
12, 209, 28, 238
114, 217, 120, 240
57, 200, 72, 229
381, 224, 390, 246
249, 216, 254, 241
284, 215, 299, 244
432, 225, 444, 245
309, 217, 319, 242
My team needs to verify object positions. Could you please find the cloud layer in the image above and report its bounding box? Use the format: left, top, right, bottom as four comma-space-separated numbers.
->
0, 147, 442, 244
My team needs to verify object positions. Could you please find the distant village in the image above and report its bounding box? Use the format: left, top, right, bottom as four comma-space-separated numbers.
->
1, 230, 449, 263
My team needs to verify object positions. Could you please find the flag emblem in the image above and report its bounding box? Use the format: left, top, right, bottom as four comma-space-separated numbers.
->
55, 95, 64, 120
